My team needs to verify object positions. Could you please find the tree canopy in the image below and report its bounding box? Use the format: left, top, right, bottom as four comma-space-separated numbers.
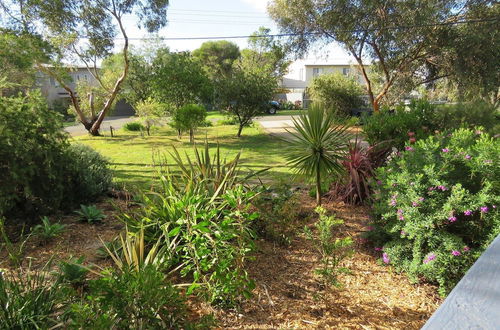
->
0, 0, 169, 135
268, 0, 495, 111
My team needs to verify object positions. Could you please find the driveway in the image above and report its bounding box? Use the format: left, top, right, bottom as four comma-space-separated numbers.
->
256, 114, 296, 140
65, 116, 136, 137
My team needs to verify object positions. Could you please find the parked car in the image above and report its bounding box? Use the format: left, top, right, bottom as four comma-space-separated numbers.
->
268, 101, 280, 114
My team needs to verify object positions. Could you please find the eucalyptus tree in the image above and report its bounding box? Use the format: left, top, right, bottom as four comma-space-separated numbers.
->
0, 0, 169, 135
268, 0, 487, 112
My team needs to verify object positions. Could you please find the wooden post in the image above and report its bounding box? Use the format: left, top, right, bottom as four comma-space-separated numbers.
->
110, 126, 114, 137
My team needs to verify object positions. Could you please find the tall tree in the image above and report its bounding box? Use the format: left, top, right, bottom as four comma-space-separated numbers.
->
243, 26, 290, 78
268, 0, 480, 112
192, 41, 241, 79
0, 0, 169, 135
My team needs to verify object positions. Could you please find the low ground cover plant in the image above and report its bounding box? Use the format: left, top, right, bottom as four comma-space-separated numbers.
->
123, 121, 145, 132
75, 205, 106, 224
32, 216, 66, 243
367, 128, 499, 295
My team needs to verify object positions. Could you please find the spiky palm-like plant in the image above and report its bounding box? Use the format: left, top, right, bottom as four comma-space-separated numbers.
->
286, 105, 350, 205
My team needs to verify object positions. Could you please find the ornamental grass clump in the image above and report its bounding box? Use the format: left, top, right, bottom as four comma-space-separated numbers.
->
367, 128, 499, 295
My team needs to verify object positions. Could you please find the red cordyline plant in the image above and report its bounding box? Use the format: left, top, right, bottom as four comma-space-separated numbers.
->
329, 137, 391, 205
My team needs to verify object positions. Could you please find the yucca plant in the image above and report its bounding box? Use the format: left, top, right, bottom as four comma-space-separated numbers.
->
286, 105, 350, 205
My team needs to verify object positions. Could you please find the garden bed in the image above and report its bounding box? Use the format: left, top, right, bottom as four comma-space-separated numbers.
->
1, 193, 441, 328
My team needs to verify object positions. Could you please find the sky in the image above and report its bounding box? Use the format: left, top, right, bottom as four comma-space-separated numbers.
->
118, 0, 353, 62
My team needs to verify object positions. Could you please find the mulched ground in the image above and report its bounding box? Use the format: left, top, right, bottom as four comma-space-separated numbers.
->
1, 194, 441, 329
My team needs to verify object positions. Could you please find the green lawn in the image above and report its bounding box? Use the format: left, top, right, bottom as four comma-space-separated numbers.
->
72, 123, 292, 190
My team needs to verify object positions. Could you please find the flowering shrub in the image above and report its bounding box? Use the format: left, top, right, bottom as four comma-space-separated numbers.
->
367, 128, 499, 295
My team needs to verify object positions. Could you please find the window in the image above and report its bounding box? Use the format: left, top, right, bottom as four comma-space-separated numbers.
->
342, 68, 350, 76
312, 67, 323, 77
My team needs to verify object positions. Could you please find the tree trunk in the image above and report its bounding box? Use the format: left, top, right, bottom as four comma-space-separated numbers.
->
316, 163, 322, 206
189, 128, 194, 143
237, 124, 244, 137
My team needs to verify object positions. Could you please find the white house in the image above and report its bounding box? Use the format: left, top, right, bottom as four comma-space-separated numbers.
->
279, 58, 367, 107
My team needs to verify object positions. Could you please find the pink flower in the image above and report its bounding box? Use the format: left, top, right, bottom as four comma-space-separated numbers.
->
405, 146, 414, 151
418, 197, 425, 202
408, 131, 415, 137
375, 247, 383, 251
493, 205, 497, 209
390, 199, 397, 206
367, 226, 374, 231
400, 230, 407, 236
398, 215, 405, 221
437, 185, 447, 191
451, 250, 461, 256
464, 210, 472, 216
475, 130, 482, 135
465, 154, 471, 160
463, 246, 470, 252
442, 148, 450, 153
382, 253, 390, 264
377, 180, 382, 185
397, 209, 404, 214
409, 137, 416, 144
412, 202, 419, 207
423, 253, 436, 264
448, 216, 457, 222
480, 206, 489, 213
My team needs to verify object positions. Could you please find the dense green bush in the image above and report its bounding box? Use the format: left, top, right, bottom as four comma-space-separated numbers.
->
367, 128, 499, 295
121, 143, 258, 307
308, 72, 364, 116
67, 265, 191, 329
171, 103, 207, 142
123, 121, 145, 131
0, 93, 112, 220
362, 99, 437, 151
363, 99, 499, 151
65, 144, 112, 205
434, 100, 499, 133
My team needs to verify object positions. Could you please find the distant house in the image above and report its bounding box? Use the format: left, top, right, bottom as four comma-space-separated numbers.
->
36, 66, 135, 116
279, 58, 368, 108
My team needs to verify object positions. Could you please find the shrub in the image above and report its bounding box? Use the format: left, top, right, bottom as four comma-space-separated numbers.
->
0, 92, 69, 218
434, 100, 499, 133
304, 207, 354, 287
134, 97, 166, 135
170, 103, 207, 142
123, 121, 145, 132
67, 265, 190, 329
367, 128, 499, 295
64, 144, 113, 205
362, 99, 437, 151
308, 73, 364, 117
75, 205, 106, 224
217, 117, 239, 126
252, 183, 305, 246
122, 144, 259, 307
0, 93, 112, 221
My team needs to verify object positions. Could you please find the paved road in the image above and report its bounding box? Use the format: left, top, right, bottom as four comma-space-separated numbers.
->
65, 116, 136, 136
256, 114, 296, 139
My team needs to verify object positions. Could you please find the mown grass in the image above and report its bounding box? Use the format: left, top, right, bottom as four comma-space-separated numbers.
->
72, 123, 293, 190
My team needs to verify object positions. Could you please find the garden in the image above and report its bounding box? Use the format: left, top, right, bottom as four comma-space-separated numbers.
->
1, 0, 499, 328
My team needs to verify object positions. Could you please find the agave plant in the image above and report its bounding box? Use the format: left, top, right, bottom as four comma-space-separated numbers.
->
286, 104, 350, 205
